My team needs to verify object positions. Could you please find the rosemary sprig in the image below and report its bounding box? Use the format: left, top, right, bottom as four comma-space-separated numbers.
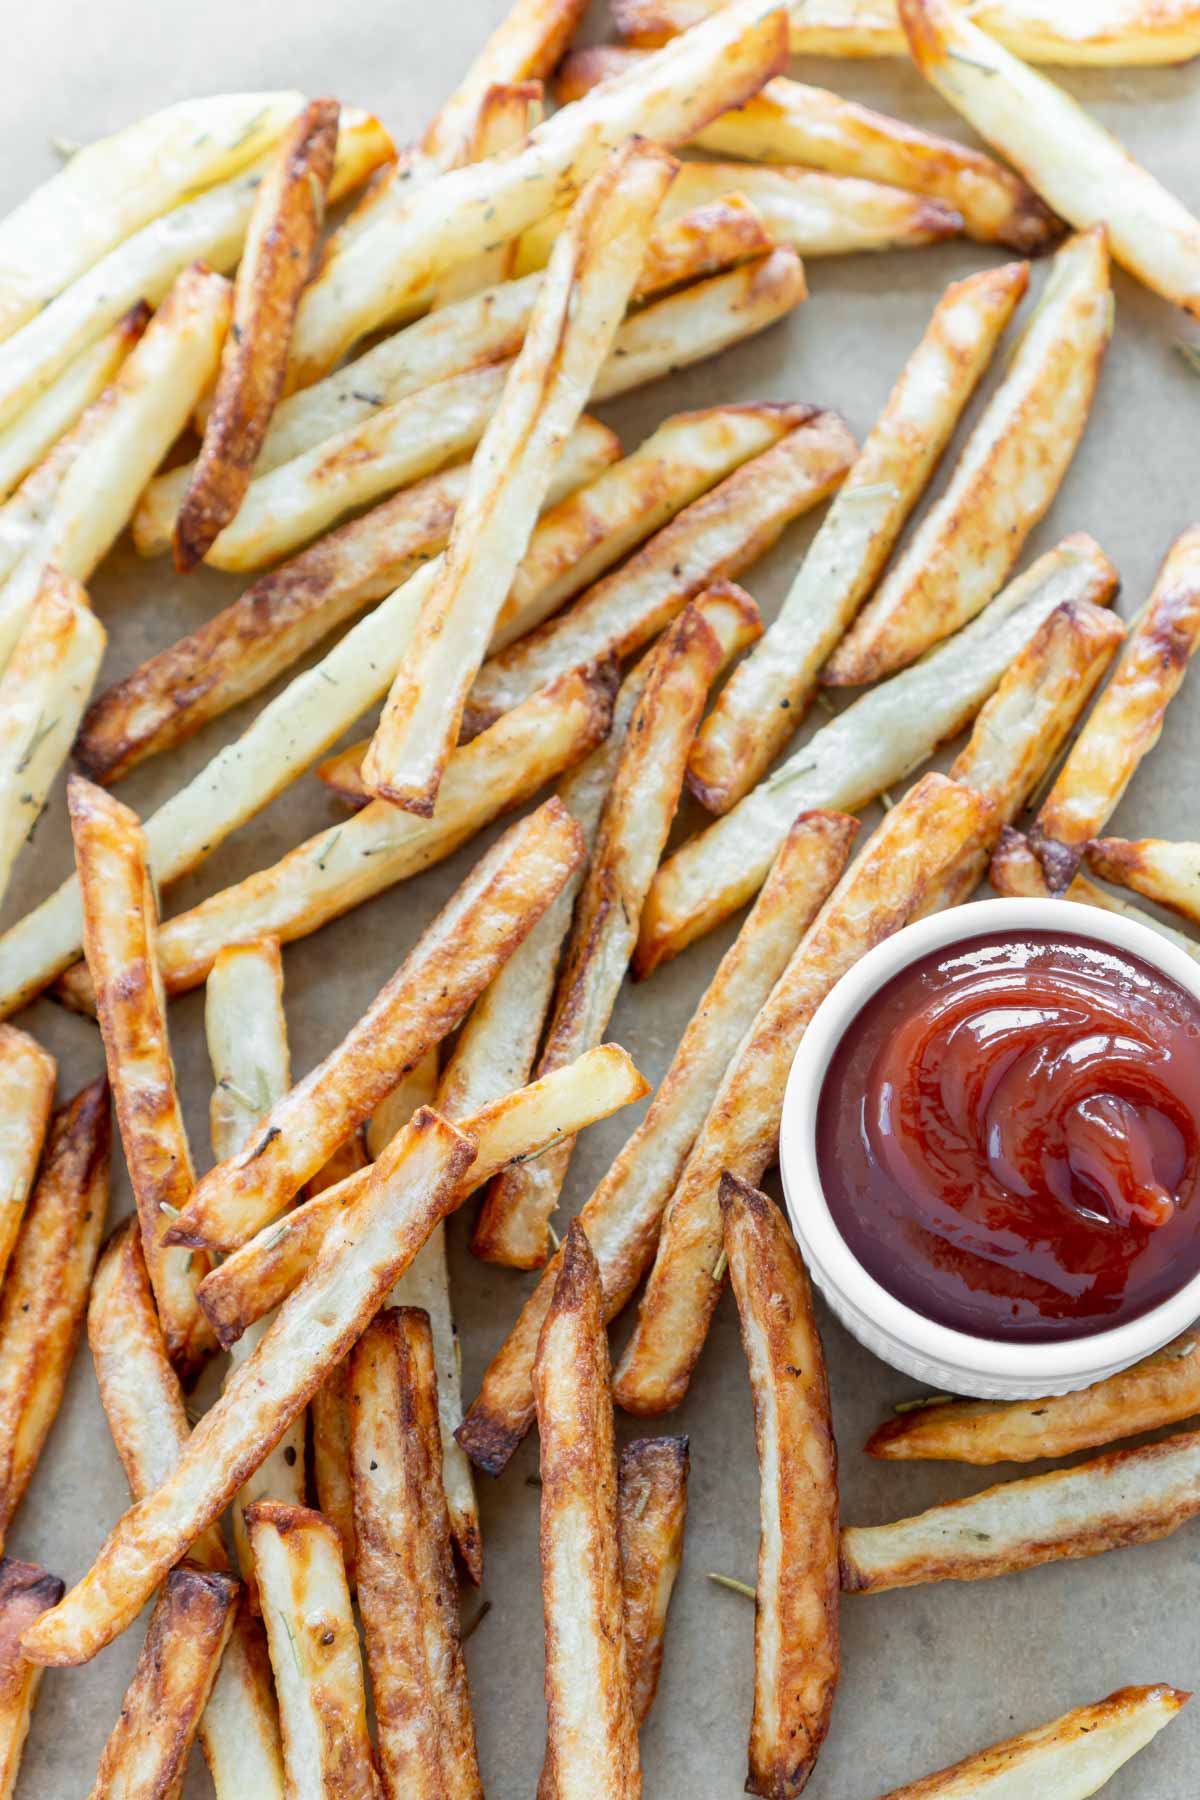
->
708, 1571, 756, 1601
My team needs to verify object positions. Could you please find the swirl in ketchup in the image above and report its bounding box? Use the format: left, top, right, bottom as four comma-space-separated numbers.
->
816, 931, 1200, 1342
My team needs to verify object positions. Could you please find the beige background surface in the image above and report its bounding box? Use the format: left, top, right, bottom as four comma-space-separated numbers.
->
3, 2, 1200, 1794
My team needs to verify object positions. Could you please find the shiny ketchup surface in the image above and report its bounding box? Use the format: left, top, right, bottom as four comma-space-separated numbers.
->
816, 931, 1200, 1342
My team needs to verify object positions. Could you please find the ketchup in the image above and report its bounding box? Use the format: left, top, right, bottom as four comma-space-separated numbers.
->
816, 931, 1200, 1342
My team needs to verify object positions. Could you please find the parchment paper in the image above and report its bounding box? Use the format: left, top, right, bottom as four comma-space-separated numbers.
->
4, 3, 1199, 1793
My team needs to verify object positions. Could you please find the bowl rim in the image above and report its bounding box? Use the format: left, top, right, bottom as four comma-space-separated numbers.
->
779, 894, 1200, 1387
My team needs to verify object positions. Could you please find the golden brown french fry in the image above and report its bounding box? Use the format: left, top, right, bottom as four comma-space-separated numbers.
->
871, 1685, 1189, 1798
465, 409, 856, 733
989, 833, 1200, 963
722, 1174, 838, 1799
824, 228, 1110, 686
557, 47, 1057, 251
68, 776, 212, 1374
174, 100, 341, 570
618, 1437, 689, 1728
0, 1078, 109, 1546
429, 82, 543, 309
615, 774, 992, 1414
0, 568, 104, 906
350, 1308, 482, 1800
86, 1563, 240, 1800
0, 1027, 54, 1293
867, 1330, 1200, 1466
474, 602, 724, 1267
247, 1502, 380, 1800
310, 1363, 358, 1591
1085, 837, 1200, 925
0, 305, 147, 502
458, 810, 855, 1476
535, 1222, 640, 1799
362, 141, 677, 816
199, 1046, 650, 1348
1027, 525, 1200, 889
165, 799, 584, 1253
687, 261, 1029, 812
901, 0, 1200, 315
0, 1559, 62, 1798
660, 160, 961, 255
629, 192, 774, 294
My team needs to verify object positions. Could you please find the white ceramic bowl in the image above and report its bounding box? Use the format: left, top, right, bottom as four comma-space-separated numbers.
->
779, 896, 1200, 1400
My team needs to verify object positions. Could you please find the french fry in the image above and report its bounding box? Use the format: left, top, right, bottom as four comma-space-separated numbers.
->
368, 1053, 441, 1154
362, 141, 678, 816
174, 100, 341, 570
165, 800, 585, 1253
841, 1423, 1200, 1593
722, 1174, 838, 1799
287, 0, 789, 381
639, 534, 1118, 973
688, 262, 1029, 812
867, 1329, 1200, 1465
0, 1027, 54, 1293
247, 1502, 380, 1800
68, 777, 213, 1374
1027, 525, 1200, 889
86, 1564, 240, 1800
0, 1078, 109, 1546
310, 1364, 359, 1590
87, 1219, 288, 1798
0, 263, 231, 672
308, 1130, 371, 1195
0, 1559, 62, 1798
658, 160, 961, 256
618, 1437, 689, 1727
349, 1308, 482, 1800
535, 1222, 640, 1799
1086, 837, 1200, 926
990, 832, 1200, 963
611, 0, 1200, 64
824, 228, 1111, 686
901, 0, 1200, 316
473, 602, 726, 1268
429, 82, 543, 309
615, 774, 992, 1414
0, 569, 104, 907
417, 0, 586, 170
465, 410, 856, 733
0, 305, 147, 501
871, 1686, 1189, 1799
458, 810, 854, 1476
0, 423, 611, 1021
198, 1047, 650, 1348
557, 48, 1058, 252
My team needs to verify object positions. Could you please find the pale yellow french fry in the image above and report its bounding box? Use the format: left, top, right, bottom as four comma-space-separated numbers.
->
1085, 837, 1200, 926
0, 1028, 55, 1294
0, 1559, 62, 1798
0, 305, 147, 502
429, 81, 543, 310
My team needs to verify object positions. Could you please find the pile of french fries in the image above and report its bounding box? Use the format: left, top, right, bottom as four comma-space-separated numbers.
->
0, 0, 1196, 1790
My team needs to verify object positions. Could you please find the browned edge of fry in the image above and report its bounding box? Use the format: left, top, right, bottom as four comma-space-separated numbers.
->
0, 1557, 63, 1795
618, 1435, 689, 1727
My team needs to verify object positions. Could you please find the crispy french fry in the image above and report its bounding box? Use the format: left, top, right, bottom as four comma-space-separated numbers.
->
871, 1685, 1189, 1799
247, 1502, 380, 1800
990, 831, 1200, 962
688, 262, 1028, 812
616, 774, 992, 1414
639, 534, 1118, 972
368, 1053, 440, 1156
0, 305, 147, 501
612, 0, 1200, 63
174, 100, 341, 570
466, 410, 855, 732
0, 1559, 62, 1798
0, 110, 390, 434
308, 1131, 371, 1196
618, 1437, 689, 1727
0, 1027, 54, 1293
0, 569, 104, 906
558, 48, 1057, 251
350, 1308, 482, 1800
68, 777, 212, 1373
166, 800, 584, 1253
87, 1219, 287, 1798
474, 602, 725, 1267
310, 1364, 359, 1589
629, 193, 774, 294
901, 0, 1200, 315
362, 142, 677, 816
429, 82, 543, 309
459, 810, 854, 1476
287, 0, 788, 381
1086, 837, 1200, 925
0, 1078, 109, 1546
199, 1046, 650, 1349
1027, 525, 1200, 889
86, 1563, 240, 1800
722, 1175, 838, 1798
660, 160, 961, 255
535, 1222, 640, 1799
824, 228, 1111, 686
417, 0, 587, 170
841, 1423, 1200, 1593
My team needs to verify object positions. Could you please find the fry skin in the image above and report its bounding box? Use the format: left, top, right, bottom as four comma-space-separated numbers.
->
0, 1026, 55, 1293
618, 1437, 689, 1727
0, 1558, 62, 1799
1085, 836, 1200, 925
722, 1175, 838, 1798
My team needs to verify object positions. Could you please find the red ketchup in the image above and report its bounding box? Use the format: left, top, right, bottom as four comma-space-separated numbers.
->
816, 931, 1200, 1342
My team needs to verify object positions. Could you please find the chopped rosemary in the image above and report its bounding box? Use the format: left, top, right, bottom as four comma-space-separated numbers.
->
707, 1572, 756, 1601
711, 1248, 728, 1284
15, 713, 59, 774
315, 828, 342, 871
1174, 341, 1200, 377
462, 1598, 492, 1643
893, 1393, 954, 1415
